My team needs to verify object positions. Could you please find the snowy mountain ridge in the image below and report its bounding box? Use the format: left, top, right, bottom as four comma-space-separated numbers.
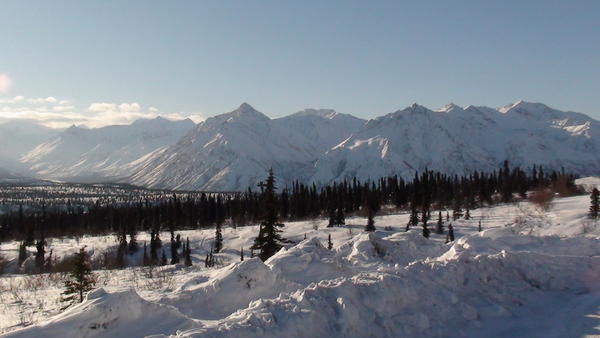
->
130, 101, 600, 191
3, 100, 600, 190
20, 117, 196, 183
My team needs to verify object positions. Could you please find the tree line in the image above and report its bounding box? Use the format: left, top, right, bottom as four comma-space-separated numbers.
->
0, 162, 579, 245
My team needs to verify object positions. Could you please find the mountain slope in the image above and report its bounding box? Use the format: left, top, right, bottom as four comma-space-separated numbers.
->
21, 117, 195, 182
311, 101, 600, 185
128, 104, 366, 191
0, 120, 60, 172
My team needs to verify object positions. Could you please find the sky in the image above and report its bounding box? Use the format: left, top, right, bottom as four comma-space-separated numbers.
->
0, 0, 599, 127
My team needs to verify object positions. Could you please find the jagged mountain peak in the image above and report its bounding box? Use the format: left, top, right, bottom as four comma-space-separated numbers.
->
437, 103, 463, 113
498, 100, 553, 115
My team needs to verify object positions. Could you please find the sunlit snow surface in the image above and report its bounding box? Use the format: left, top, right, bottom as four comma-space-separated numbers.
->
1, 192, 600, 337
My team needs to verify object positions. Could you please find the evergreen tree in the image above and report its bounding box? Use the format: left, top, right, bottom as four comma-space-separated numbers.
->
45, 249, 53, 272
150, 230, 159, 265
452, 200, 463, 220
61, 247, 96, 308
435, 211, 444, 234
327, 206, 336, 227
214, 222, 223, 253
590, 188, 599, 220
421, 207, 430, 238
116, 235, 127, 268
18, 242, 27, 265
406, 204, 419, 231
184, 237, 192, 267
142, 242, 149, 266
251, 169, 287, 261
327, 233, 333, 250
34, 235, 46, 270
365, 206, 376, 232
170, 234, 180, 264
335, 208, 346, 226
128, 231, 138, 254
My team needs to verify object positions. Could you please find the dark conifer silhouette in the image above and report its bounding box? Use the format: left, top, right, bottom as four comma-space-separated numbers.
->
61, 247, 96, 309
435, 211, 444, 234
590, 188, 599, 220
214, 222, 223, 253
251, 169, 286, 261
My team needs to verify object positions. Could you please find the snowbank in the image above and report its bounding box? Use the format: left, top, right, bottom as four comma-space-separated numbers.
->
2, 288, 196, 338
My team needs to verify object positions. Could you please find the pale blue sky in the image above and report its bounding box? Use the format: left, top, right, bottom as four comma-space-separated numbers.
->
0, 0, 599, 126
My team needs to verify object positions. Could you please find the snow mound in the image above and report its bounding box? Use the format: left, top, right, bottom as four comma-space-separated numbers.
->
575, 176, 600, 192
2, 288, 196, 338
267, 237, 344, 285
161, 258, 295, 320
337, 231, 445, 268
175, 251, 600, 337
440, 228, 600, 261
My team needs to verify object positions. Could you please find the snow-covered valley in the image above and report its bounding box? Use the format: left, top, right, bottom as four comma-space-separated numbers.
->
1, 192, 599, 337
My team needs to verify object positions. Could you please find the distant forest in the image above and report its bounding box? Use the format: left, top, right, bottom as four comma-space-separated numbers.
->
0, 161, 579, 243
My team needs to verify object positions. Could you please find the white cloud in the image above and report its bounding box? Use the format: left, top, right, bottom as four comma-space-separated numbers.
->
0, 97, 204, 128
0, 95, 24, 104
27, 96, 60, 104
88, 102, 117, 113
0, 73, 12, 94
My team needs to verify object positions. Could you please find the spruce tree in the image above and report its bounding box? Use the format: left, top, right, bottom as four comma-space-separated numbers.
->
34, 235, 46, 271
142, 242, 149, 266
421, 207, 430, 238
590, 188, 599, 220
214, 222, 223, 253
170, 234, 180, 265
18, 241, 27, 266
435, 211, 444, 234
335, 208, 345, 226
184, 237, 192, 267
61, 247, 96, 308
407, 204, 419, 231
128, 231, 138, 254
327, 206, 336, 227
251, 169, 286, 261
116, 236, 127, 268
365, 206, 376, 232
45, 249, 53, 272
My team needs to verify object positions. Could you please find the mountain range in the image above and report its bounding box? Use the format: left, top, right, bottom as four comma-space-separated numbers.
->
2, 101, 599, 190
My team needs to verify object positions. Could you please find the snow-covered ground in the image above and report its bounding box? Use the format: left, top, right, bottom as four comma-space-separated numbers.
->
1, 194, 599, 337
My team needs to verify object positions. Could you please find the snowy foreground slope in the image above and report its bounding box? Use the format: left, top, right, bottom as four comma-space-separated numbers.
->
1, 195, 600, 337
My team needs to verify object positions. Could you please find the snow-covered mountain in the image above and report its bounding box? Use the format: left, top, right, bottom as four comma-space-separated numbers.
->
311, 101, 600, 185
128, 103, 366, 191
6, 100, 600, 190
0, 120, 60, 172
129, 101, 600, 191
21, 117, 195, 182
